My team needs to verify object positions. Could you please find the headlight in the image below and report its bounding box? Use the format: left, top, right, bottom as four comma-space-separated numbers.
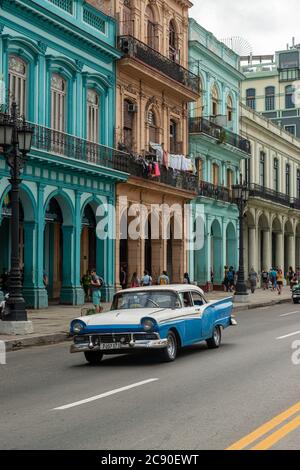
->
141, 318, 156, 332
71, 321, 86, 334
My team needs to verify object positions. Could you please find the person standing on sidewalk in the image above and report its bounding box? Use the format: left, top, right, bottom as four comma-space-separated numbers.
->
120, 266, 127, 290
90, 269, 103, 313
276, 268, 284, 296
261, 269, 269, 290
249, 267, 258, 294
287, 267, 295, 288
130, 272, 140, 288
158, 271, 170, 285
141, 270, 152, 287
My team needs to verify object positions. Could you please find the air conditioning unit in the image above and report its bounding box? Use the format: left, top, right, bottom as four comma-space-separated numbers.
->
128, 103, 137, 113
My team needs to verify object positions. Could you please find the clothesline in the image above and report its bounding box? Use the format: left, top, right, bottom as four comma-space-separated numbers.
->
149, 142, 195, 173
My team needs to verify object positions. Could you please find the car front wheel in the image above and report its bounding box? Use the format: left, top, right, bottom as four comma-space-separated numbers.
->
206, 326, 222, 349
84, 351, 103, 365
159, 331, 178, 362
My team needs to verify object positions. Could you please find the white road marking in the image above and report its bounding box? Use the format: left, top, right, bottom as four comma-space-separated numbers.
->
52, 378, 159, 410
276, 330, 300, 340
280, 311, 300, 317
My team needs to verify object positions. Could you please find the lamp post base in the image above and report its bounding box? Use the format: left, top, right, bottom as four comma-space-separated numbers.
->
233, 293, 250, 303
0, 320, 34, 335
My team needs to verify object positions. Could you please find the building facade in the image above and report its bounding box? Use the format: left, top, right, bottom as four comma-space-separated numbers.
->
241, 104, 300, 277
188, 19, 251, 288
0, 0, 128, 307
241, 45, 300, 138
114, 0, 200, 286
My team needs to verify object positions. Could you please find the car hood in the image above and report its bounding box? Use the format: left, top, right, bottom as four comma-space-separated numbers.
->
79, 308, 172, 326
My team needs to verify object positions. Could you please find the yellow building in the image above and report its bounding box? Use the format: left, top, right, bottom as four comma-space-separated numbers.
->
114, 0, 200, 286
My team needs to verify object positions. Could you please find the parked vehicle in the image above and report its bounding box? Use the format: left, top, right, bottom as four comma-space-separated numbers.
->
70, 285, 236, 364
292, 284, 300, 304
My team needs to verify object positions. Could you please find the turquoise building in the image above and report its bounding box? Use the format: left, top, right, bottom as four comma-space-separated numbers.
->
188, 19, 251, 288
0, 0, 128, 307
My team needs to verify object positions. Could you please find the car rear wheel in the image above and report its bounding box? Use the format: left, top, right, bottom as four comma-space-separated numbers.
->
206, 326, 222, 349
159, 331, 178, 362
84, 351, 103, 365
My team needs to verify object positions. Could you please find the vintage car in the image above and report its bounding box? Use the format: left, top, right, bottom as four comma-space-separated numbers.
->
292, 283, 300, 303
70, 285, 235, 364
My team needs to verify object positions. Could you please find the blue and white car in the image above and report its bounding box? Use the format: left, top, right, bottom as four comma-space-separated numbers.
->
70, 285, 235, 364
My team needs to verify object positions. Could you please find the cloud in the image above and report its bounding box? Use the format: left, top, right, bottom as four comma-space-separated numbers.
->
190, 0, 300, 54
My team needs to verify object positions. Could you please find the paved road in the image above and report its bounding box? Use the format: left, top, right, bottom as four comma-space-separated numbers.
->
0, 302, 300, 450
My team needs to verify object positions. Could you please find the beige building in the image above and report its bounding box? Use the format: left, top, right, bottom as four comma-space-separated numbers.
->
240, 104, 300, 277
240, 46, 300, 138
114, 0, 199, 287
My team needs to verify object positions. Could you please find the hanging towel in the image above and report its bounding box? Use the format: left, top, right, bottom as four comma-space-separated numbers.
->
163, 150, 169, 169
150, 142, 163, 164
152, 162, 161, 177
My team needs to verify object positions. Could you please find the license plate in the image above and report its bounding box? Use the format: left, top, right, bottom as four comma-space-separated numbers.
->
100, 343, 121, 350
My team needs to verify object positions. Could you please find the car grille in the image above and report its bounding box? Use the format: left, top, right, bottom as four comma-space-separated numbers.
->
74, 333, 159, 344
133, 333, 158, 341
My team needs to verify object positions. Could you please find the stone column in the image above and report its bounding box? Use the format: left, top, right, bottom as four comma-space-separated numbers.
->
287, 234, 296, 270
60, 225, 77, 305
73, 191, 84, 305
276, 232, 284, 270
262, 230, 272, 271
248, 227, 258, 272
35, 184, 48, 308
22, 221, 37, 308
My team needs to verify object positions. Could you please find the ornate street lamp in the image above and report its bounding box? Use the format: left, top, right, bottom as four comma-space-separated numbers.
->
232, 179, 250, 302
0, 102, 33, 322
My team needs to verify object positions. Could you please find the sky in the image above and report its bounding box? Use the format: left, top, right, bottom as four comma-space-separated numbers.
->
190, 0, 300, 56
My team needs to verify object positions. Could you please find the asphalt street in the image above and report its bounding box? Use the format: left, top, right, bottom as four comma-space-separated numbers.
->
0, 302, 300, 450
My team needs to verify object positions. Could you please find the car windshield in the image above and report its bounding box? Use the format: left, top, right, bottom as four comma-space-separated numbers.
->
111, 290, 180, 310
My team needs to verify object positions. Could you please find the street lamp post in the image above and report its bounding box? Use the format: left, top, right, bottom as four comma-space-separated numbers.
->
0, 102, 33, 322
232, 180, 250, 302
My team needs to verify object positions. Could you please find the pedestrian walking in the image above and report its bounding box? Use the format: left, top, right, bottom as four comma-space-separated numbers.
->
227, 267, 235, 292
141, 270, 152, 287
276, 268, 284, 295
249, 267, 258, 294
269, 267, 277, 291
90, 268, 103, 313
287, 267, 295, 287
130, 272, 140, 288
261, 268, 269, 290
158, 271, 170, 285
223, 266, 229, 292
183, 272, 191, 284
290, 273, 299, 290
81, 270, 91, 302
120, 265, 127, 290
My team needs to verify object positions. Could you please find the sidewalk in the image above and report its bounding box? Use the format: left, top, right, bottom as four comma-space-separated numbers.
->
0, 288, 293, 351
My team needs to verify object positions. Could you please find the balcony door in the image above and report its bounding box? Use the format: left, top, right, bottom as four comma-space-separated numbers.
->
212, 164, 219, 186
146, 5, 157, 50
169, 20, 178, 62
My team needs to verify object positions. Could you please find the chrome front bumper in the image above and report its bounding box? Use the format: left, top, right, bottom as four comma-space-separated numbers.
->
70, 333, 168, 353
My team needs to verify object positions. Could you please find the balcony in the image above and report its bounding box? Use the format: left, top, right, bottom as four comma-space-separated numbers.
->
189, 117, 251, 155
29, 123, 197, 193
249, 184, 291, 207
198, 181, 232, 203
118, 36, 200, 101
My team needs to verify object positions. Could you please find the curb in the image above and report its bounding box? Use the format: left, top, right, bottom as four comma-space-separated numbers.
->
3, 297, 293, 352
233, 297, 291, 312
4, 332, 71, 352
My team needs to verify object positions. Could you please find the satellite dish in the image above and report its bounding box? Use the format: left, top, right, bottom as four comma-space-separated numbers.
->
219, 36, 253, 57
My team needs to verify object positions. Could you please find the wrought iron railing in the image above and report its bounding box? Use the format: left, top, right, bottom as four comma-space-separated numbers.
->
249, 184, 291, 207
198, 181, 232, 203
189, 117, 251, 155
29, 123, 197, 192
118, 36, 200, 94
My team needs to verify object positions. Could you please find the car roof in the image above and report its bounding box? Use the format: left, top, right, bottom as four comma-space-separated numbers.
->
116, 284, 205, 296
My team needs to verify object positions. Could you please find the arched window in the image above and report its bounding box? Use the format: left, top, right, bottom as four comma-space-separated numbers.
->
8, 55, 27, 117
169, 20, 178, 62
123, 99, 136, 151
51, 73, 67, 132
227, 95, 233, 122
211, 85, 219, 116
87, 90, 100, 143
148, 109, 158, 144
246, 88, 256, 110
285, 85, 295, 109
265, 86, 275, 111
145, 4, 157, 50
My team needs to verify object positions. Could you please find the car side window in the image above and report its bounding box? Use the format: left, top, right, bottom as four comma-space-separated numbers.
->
192, 292, 205, 306
179, 291, 193, 308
